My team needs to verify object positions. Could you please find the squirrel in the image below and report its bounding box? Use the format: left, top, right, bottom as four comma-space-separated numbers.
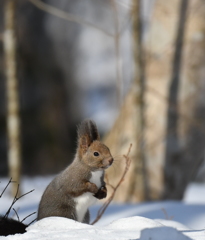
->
37, 119, 113, 223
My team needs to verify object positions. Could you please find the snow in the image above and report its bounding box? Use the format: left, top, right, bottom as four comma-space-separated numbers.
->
0, 177, 205, 240
184, 182, 205, 204
1, 216, 204, 240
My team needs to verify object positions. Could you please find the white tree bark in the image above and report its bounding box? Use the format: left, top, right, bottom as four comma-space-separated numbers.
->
106, 0, 205, 202
105, 0, 148, 202
3, 0, 21, 196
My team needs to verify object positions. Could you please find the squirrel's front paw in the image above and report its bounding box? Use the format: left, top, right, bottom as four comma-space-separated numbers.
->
94, 186, 107, 199
86, 182, 98, 194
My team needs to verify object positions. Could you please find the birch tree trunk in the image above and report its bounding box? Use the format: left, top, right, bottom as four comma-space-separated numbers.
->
3, 0, 21, 196
105, 0, 148, 202
163, 0, 205, 199
106, 0, 205, 202
145, 0, 205, 200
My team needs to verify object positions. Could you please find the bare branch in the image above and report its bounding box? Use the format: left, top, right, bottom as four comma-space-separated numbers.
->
28, 0, 113, 37
28, 0, 131, 39
161, 208, 174, 220
4, 184, 35, 219
16, 189, 35, 201
4, 184, 20, 218
114, 0, 134, 10
91, 144, 132, 225
0, 178, 16, 198
21, 212, 36, 223
27, 218, 37, 226
12, 208, 20, 222
105, 175, 115, 191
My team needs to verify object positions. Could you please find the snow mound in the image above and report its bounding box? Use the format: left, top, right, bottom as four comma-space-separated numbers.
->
27, 217, 92, 231
140, 226, 191, 240
106, 216, 162, 230
1, 216, 204, 240
155, 219, 190, 230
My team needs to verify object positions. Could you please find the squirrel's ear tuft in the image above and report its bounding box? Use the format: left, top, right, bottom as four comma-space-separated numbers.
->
77, 120, 92, 156
88, 120, 100, 141
77, 119, 100, 156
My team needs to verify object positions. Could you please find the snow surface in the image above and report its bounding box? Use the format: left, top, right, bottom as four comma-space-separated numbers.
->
0, 177, 205, 240
0, 216, 204, 240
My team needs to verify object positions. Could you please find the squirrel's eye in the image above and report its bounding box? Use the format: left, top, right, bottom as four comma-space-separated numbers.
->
94, 152, 99, 156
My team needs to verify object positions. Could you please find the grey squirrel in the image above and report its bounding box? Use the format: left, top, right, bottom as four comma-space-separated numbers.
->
37, 119, 113, 223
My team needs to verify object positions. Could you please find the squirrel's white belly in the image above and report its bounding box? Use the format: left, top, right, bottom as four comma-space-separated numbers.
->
74, 170, 103, 222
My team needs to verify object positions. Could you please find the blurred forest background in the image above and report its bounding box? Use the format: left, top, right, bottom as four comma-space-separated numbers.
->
1, 0, 205, 202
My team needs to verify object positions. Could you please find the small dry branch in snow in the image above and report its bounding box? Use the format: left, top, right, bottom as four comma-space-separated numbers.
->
91, 144, 132, 225
0, 179, 36, 225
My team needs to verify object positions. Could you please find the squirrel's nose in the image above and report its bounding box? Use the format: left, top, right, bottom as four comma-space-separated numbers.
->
109, 158, 114, 165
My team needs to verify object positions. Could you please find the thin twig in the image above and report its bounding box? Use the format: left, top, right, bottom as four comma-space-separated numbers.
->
161, 208, 174, 220
28, 0, 131, 39
21, 212, 36, 223
4, 184, 20, 218
0, 178, 16, 198
115, 0, 135, 10
12, 208, 20, 222
1, 180, 36, 226
91, 144, 132, 225
105, 175, 115, 191
16, 189, 35, 201
27, 218, 37, 226
28, 0, 113, 37
4, 184, 35, 218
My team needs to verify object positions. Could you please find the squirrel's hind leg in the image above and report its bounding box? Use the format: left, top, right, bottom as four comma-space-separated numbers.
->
82, 210, 90, 224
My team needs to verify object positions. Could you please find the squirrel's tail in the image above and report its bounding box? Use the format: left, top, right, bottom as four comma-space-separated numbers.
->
0, 216, 27, 236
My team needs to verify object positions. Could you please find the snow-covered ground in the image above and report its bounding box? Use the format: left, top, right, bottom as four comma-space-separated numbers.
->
0, 177, 205, 239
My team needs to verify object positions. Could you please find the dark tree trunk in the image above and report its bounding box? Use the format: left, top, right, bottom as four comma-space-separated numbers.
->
163, 0, 190, 199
